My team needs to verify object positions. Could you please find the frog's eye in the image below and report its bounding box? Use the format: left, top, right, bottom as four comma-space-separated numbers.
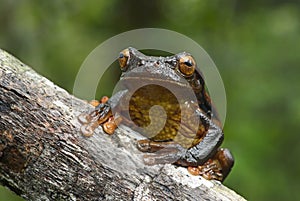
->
118, 49, 130, 70
178, 55, 196, 76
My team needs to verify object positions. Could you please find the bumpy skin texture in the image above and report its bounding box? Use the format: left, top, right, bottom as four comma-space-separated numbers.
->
78, 47, 234, 182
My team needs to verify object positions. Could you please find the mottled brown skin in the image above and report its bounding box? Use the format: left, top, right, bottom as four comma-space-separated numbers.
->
78, 47, 234, 182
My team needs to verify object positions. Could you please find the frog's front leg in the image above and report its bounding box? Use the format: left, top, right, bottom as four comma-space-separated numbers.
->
78, 98, 113, 136
78, 90, 128, 136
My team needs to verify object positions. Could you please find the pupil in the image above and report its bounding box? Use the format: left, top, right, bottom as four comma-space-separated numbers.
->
119, 53, 124, 58
184, 60, 193, 67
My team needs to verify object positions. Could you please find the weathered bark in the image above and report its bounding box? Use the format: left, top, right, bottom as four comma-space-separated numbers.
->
0, 49, 245, 201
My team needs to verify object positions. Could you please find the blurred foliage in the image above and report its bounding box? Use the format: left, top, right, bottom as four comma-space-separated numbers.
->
0, 0, 300, 200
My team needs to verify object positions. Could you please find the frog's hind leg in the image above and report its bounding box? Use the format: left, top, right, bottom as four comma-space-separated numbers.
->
188, 148, 234, 182
137, 139, 186, 165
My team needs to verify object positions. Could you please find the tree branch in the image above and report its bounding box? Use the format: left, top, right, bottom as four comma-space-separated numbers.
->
0, 49, 245, 201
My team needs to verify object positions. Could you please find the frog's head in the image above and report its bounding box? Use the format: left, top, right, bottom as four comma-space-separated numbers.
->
118, 47, 204, 89
116, 47, 212, 118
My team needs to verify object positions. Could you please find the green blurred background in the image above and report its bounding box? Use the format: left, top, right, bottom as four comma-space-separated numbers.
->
0, 1, 299, 200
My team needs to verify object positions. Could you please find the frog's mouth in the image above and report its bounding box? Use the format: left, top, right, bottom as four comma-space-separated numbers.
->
121, 76, 190, 89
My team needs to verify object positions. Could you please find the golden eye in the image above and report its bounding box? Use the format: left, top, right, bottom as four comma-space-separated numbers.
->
118, 48, 130, 70
178, 55, 196, 76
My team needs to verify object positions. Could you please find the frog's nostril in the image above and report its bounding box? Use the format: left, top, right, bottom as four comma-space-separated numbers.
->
137, 60, 145, 66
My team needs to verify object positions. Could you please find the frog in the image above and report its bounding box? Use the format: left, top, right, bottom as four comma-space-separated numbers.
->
78, 47, 234, 182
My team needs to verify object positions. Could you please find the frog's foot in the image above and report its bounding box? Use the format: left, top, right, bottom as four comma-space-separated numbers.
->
78, 96, 114, 137
102, 116, 118, 135
137, 139, 186, 165
89, 96, 110, 107
187, 148, 234, 182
